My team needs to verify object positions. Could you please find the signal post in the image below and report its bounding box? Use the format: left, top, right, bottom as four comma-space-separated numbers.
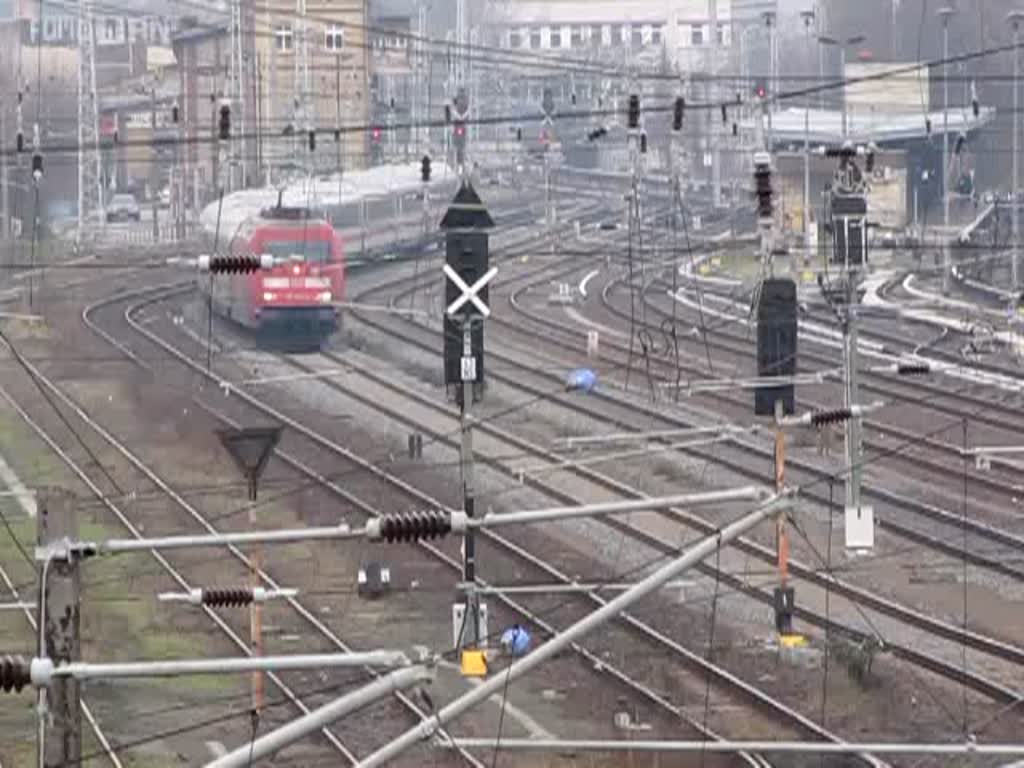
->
440, 182, 495, 670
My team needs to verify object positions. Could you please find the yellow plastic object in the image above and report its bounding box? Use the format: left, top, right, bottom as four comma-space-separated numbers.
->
711, 256, 722, 268
460, 649, 488, 677
778, 633, 808, 648
698, 263, 711, 275
802, 270, 815, 284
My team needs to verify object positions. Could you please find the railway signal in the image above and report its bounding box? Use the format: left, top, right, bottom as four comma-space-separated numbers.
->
218, 100, 231, 141
627, 93, 640, 129
440, 181, 495, 658
672, 96, 684, 131
421, 155, 431, 183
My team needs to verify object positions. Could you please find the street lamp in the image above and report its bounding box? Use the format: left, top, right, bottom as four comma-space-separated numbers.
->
937, 5, 956, 294
817, 33, 865, 139
800, 10, 816, 259
1008, 10, 1023, 294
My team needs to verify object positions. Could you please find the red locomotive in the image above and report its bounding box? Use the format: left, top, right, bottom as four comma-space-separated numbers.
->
202, 204, 344, 349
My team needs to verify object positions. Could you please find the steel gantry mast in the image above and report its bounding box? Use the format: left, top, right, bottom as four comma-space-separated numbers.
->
77, 0, 104, 242
294, 0, 312, 176
228, 0, 246, 191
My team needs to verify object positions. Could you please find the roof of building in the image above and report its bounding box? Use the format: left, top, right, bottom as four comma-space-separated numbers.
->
753, 106, 996, 146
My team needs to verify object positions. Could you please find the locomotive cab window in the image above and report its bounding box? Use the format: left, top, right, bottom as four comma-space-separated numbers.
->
260, 239, 333, 263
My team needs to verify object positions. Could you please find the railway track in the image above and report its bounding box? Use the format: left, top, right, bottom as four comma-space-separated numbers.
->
3, 309, 432, 766
107, 283, 780, 768
338, 225, 1024, 705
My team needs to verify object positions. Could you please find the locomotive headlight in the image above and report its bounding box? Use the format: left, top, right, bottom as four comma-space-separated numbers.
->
318, 291, 333, 303
262, 291, 277, 302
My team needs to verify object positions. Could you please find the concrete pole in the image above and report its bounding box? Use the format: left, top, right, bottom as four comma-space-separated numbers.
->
1, 97, 8, 241
460, 321, 479, 647
709, 0, 720, 207
802, 11, 815, 262
940, 7, 955, 294
355, 496, 789, 768
205, 665, 434, 768
843, 275, 862, 513
150, 87, 159, 242
37, 490, 81, 768
1011, 14, 1022, 294
840, 47, 848, 139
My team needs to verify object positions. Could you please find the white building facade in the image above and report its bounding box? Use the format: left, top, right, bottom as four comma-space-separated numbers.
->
494, 0, 732, 73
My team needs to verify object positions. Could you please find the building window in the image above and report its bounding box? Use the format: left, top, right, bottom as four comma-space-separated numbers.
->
325, 25, 344, 51
570, 26, 583, 48
529, 27, 541, 49
590, 24, 601, 46
550, 27, 562, 49
610, 24, 622, 46
509, 29, 521, 48
717, 23, 725, 45
691, 25, 704, 46
629, 26, 641, 47
652, 25, 662, 45
104, 18, 117, 41
275, 25, 293, 51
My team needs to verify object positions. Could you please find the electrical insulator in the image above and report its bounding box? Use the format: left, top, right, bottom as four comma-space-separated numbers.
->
732, 122, 738, 137
113, 129, 119, 145
587, 126, 607, 142
334, 128, 341, 142
218, 103, 230, 141
199, 254, 271, 274
421, 154, 431, 183
444, 104, 452, 124
171, 102, 180, 124
308, 129, 316, 152
15, 132, 22, 153
374, 510, 452, 543
627, 93, 640, 129
672, 97, 684, 131
925, 118, 932, 136
0, 655, 30, 693
570, 92, 577, 106
954, 133, 965, 155
515, 126, 523, 141
721, 104, 728, 124
897, 362, 930, 375
202, 588, 254, 607
810, 408, 852, 426
639, 131, 647, 154
971, 81, 979, 117
754, 152, 773, 219
389, 96, 395, 110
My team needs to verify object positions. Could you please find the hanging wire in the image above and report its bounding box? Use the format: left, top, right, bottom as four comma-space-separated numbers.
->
246, 709, 259, 767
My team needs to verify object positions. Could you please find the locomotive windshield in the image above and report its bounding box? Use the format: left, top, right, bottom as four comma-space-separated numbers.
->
260, 239, 332, 263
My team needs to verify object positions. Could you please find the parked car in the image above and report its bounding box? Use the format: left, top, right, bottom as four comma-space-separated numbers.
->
106, 193, 140, 222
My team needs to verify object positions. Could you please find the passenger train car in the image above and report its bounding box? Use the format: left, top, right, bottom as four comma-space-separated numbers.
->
201, 204, 344, 350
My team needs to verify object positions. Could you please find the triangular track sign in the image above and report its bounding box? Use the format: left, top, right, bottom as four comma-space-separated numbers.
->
216, 426, 282, 499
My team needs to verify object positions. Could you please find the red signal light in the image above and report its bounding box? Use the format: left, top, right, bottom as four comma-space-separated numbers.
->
371, 127, 382, 142
756, 85, 766, 99
454, 124, 465, 137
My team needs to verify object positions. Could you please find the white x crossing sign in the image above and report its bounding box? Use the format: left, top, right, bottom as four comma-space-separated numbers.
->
444, 264, 497, 318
